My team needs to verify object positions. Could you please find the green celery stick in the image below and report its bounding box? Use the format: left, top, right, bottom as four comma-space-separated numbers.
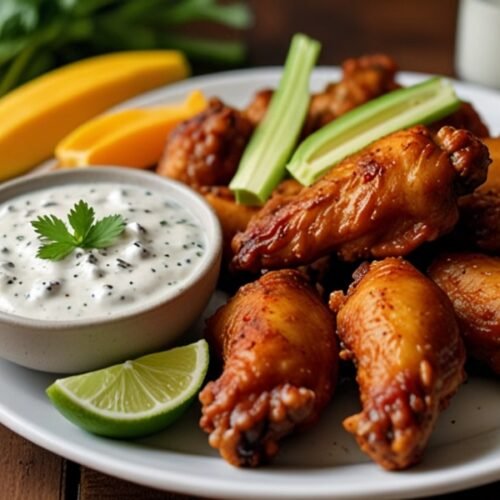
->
229, 33, 321, 205
287, 77, 461, 186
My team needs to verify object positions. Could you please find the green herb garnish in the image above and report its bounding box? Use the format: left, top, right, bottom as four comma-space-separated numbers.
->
31, 200, 126, 261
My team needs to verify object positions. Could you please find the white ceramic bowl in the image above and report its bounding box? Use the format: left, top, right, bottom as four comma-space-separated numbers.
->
0, 167, 222, 373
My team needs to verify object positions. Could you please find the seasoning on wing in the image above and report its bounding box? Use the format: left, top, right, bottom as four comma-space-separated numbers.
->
429, 252, 500, 375
232, 126, 490, 273
304, 54, 399, 135
199, 269, 338, 466
329, 258, 466, 470
457, 137, 500, 253
157, 98, 254, 187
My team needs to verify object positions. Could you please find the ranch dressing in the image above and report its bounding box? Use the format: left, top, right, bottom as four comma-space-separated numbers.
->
0, 183, 207, 321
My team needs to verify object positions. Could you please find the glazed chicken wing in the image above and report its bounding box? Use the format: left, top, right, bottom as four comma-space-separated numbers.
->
201, 186, 259, 261
429, 252, 500, 374
329, 258, 465, 470
458, 137, 500, 252
202, 180, 303, 263
430, 101, 490, 138
157, 98, 254, 187
232, 126, 490, 273
199, 269, 338, 467
304, 54, 399, 135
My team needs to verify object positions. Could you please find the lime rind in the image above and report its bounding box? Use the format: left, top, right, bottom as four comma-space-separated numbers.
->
46, 339, 209, 438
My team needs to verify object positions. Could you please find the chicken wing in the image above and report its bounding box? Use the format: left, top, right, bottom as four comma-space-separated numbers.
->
199, 269, 338, 467
430, 101, 490, 138
457, 137, 500, 252
304, 54, 399, 135
157, 98, 254, 187
329, 258, 465, 470
202, 179, 303, 264
429, 252, 500, 374
232, 126, 490, 273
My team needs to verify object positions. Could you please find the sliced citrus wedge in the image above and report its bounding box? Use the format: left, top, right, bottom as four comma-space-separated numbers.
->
55, 90, 207, 168
46, 340, 209, 438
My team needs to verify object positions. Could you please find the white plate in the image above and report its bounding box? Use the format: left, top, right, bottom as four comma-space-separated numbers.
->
1, 69, 500, 499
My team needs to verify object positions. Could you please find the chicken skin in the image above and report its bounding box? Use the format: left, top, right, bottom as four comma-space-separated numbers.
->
431, 101, 490, 138
429, 253, 500, 375
232, 126, 490, 273
157, 98, 254, 187
304, 54, 399, 135
458, 137, 500, 253
329, 258, 465, 470
202, 180, 303, 264
199, 269, 338, 467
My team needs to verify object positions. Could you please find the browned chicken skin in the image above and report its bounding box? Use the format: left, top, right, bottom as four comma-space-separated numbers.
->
199, 269, 338, 467
329, 258, 466, 470
157, 98, 254, 187
458, 137, 500, 252
232, 126, 490, 273
429, 253, 500, 375
430, 101, 490, 138
304, 54, 399, 135
202, 180, 303, 263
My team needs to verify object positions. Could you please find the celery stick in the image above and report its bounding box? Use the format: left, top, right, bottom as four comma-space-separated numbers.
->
287, 77, 460, 186
229, 34, 321, 205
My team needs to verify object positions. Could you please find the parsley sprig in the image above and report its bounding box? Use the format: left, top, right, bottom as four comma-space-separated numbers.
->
31, 200, 126, 261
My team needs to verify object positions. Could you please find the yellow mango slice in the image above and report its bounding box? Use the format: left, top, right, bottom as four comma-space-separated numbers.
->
56, 91, 207, 168
0, 51, 189, 180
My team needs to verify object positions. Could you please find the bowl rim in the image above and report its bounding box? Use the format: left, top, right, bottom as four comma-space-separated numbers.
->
0, 166, 222, 330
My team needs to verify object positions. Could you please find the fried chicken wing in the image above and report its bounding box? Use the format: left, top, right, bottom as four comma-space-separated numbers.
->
232, 126, 490, 273
201, 186, 259, 261
458, 137, 500, 252
243, 88, 273, 126
329, 258, 465, 470
202, 180, 303, 264
430, 101, 490, 138
429, 252, 500, 374
199, 269, 338, 467
304, 54, 399, 135
157, 98, 254, 187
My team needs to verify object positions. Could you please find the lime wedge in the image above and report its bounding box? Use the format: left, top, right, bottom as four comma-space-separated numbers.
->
46, 339, 209, 438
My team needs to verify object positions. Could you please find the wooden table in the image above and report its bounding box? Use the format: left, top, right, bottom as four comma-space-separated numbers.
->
1, 1, 499, 498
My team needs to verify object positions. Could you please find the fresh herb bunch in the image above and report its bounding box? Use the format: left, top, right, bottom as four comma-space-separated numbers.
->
0, 0, 252, 96
31, 200, 126, 260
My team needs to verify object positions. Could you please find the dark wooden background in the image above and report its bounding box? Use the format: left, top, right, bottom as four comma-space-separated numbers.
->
2, 1, 499, 499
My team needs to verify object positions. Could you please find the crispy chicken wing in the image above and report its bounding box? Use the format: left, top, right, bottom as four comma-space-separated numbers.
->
243, 88, 273, 126
458, 137, 500, 252
202, 180, 303, 263
232, 126, 490, 273
199, 269, 338, 467
201, 186, 259, 261
157, 98, 254, 187
431, 101, 490, 138
329, 258, 465, 470
304, 54, 399, 135
429, 252, 500, 375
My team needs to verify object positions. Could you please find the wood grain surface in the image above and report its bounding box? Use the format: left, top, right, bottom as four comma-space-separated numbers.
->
1, 1, 499, 499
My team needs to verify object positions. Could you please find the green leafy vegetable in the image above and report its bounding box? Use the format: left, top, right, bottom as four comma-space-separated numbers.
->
0, 0, 253, 97
229, 33, 321, 205
287, 77, 461, 186
31, 200, 126, 260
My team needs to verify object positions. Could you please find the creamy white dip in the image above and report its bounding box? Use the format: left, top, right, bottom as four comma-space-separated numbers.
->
0, 183, 207, 321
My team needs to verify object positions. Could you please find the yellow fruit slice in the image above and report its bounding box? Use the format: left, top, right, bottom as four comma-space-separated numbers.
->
0, 51, 189, 180
56, 90, 207, 168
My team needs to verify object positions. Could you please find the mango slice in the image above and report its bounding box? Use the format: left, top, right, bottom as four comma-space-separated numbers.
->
0, 51, 189, 180
56, 91, 207, 169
